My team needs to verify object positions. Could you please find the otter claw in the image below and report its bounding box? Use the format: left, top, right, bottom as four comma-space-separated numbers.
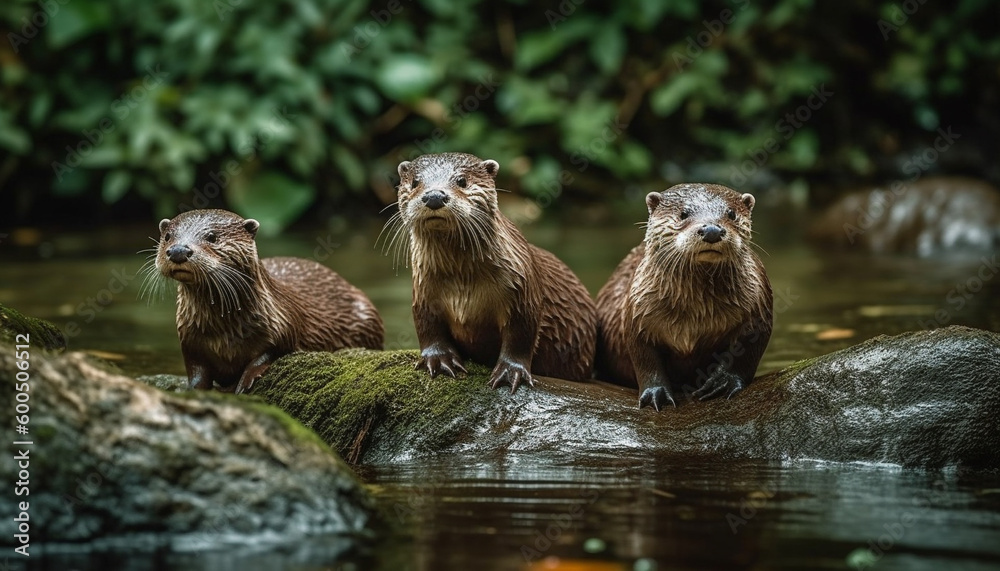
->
694, 372, 744, 401
489, 361, 534, 394
639, 386, 676, 411
417, 349, 466, 379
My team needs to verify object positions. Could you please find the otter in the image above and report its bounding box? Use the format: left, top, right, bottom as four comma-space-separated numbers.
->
385, 152, 596, 392
595, 184, 772, 410
152, 209, 383, 393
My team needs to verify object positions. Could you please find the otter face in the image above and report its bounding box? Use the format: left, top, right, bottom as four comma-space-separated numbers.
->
396, 153, 500, 233
156, 209, 261, 284
644, 184, 755, 264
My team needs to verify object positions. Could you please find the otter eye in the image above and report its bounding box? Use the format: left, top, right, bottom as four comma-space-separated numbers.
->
412, 178, 421, 189
727, 209, 736, 220
206, 231, 218, 244
680, 209, 691, 220
164, 232, 172, 241
456, 177, 467, 188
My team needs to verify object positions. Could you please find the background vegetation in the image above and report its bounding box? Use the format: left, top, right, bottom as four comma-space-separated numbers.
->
1, 0, 998, 230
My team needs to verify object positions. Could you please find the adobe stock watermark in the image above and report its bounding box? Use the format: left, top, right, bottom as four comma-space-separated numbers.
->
533, 115, 630, 208
379, 72, 501, 187
179, 106, 296, 212
520, 488, 601, 563
728, 84, 834, 187
848, 480, 952, 570
917, 254, 999, 330
544, 0, 586, 30
672, 0, 750, 70
6, 0, 71, 53
681, 284, 799, 399
341, 0, 414, 60
62, 266, 138, 339
51, 65, 170, 182
841, 127, 961, 244
878, 0, 929, 40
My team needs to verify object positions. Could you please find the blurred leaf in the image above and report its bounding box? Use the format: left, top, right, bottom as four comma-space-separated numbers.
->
102, 170, 132, 203
650, 73, 702, 116
47, 1, 111, 49
226, 171, 315, 234
515, 17, 595, 72
331, 144, 366, 191
375, 55, 441, 102
589, 26, 626, 75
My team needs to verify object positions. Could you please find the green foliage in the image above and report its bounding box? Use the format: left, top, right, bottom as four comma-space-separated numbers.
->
1, 0, 997, 228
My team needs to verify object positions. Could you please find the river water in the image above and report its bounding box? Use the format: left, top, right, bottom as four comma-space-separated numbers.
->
2, 206, 999, 570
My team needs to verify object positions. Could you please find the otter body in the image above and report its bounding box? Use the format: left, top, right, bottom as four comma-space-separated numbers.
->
391, 153, 596, 392
596, 184, 772, 410
155, 209, 384, 392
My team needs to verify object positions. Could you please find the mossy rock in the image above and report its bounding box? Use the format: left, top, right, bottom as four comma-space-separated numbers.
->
0, 303, 66, 351
0, 347, 377, 543
252, 326, 1000, 468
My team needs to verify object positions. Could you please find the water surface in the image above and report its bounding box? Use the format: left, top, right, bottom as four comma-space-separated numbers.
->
2, 207, 999, 570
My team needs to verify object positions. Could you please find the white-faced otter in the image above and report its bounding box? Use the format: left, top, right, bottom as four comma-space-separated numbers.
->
150, 209, 383, 393
595, 184, 773, 410
384, 152, 596, 392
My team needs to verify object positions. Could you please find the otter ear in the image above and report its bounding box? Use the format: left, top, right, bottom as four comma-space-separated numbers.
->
397, 161, 411, 179
482, 159, 499, 178
243, 219, 260, 237
741, 193, 756, 212
158, 219, 171, 234
645, 192, 663, 215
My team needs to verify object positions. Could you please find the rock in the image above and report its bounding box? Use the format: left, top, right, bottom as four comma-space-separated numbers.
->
0, 348, 377, 545
251, 326, 1000, 469
808, 177, 1000, 256
0, 302, 66, 351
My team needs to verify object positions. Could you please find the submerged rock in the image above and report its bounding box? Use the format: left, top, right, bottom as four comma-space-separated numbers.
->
251, 326, 1000, 469
0, 348, 376, 545
0, 302, 66, 351
808, 177, 1000, 256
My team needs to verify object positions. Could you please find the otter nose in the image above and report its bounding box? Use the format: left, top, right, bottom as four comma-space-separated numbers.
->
421, 190, 449, 210
698, 225, 726, 244
166, 244, 193, 263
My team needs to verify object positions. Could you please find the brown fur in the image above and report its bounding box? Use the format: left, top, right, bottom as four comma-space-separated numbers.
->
153, 209, 383, 392
386, 152, 596, 391
595, 184, 772, 410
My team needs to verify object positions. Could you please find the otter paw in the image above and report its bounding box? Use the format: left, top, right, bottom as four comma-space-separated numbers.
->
694, 371, 745, 401
639, 386, 676, 411
489, 361, 535, 394
417, 346, 467, 379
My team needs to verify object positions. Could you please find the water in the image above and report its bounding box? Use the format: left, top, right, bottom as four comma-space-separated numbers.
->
2, 206, 999, 569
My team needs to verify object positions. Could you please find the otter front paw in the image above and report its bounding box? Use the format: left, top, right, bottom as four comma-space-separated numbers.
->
489, 359, 534, 394
694, 370, 745, 401
639, 386, 676, 411
417, 345, 467, 378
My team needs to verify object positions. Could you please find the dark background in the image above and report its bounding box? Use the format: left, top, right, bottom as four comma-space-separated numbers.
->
1, 0, 997, 231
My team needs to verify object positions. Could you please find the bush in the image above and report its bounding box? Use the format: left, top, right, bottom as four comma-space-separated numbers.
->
1, 0, 997, 229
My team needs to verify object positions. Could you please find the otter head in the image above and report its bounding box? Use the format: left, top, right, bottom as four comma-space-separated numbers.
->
396, 153, 500, 234
644, 184, 755, 265
156, 209, 261, 284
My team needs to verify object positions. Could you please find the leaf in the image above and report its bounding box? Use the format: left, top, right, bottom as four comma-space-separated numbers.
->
47, 1, 111, 50
589, 26, 626, 75
515, 17, 595, 72
225, 171, 315, 235
650, 73, 702, 116
331, 144, 366, 191
375, 55, 441, 102
102, 170, 132, 203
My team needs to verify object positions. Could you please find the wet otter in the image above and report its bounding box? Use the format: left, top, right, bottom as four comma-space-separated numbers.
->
385, 152, 596, 392
595, 184, 772, 410
151, 209, 383, 393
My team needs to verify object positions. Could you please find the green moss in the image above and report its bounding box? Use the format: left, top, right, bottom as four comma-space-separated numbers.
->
253, 349, 497, 462
0, 303, 66, 351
